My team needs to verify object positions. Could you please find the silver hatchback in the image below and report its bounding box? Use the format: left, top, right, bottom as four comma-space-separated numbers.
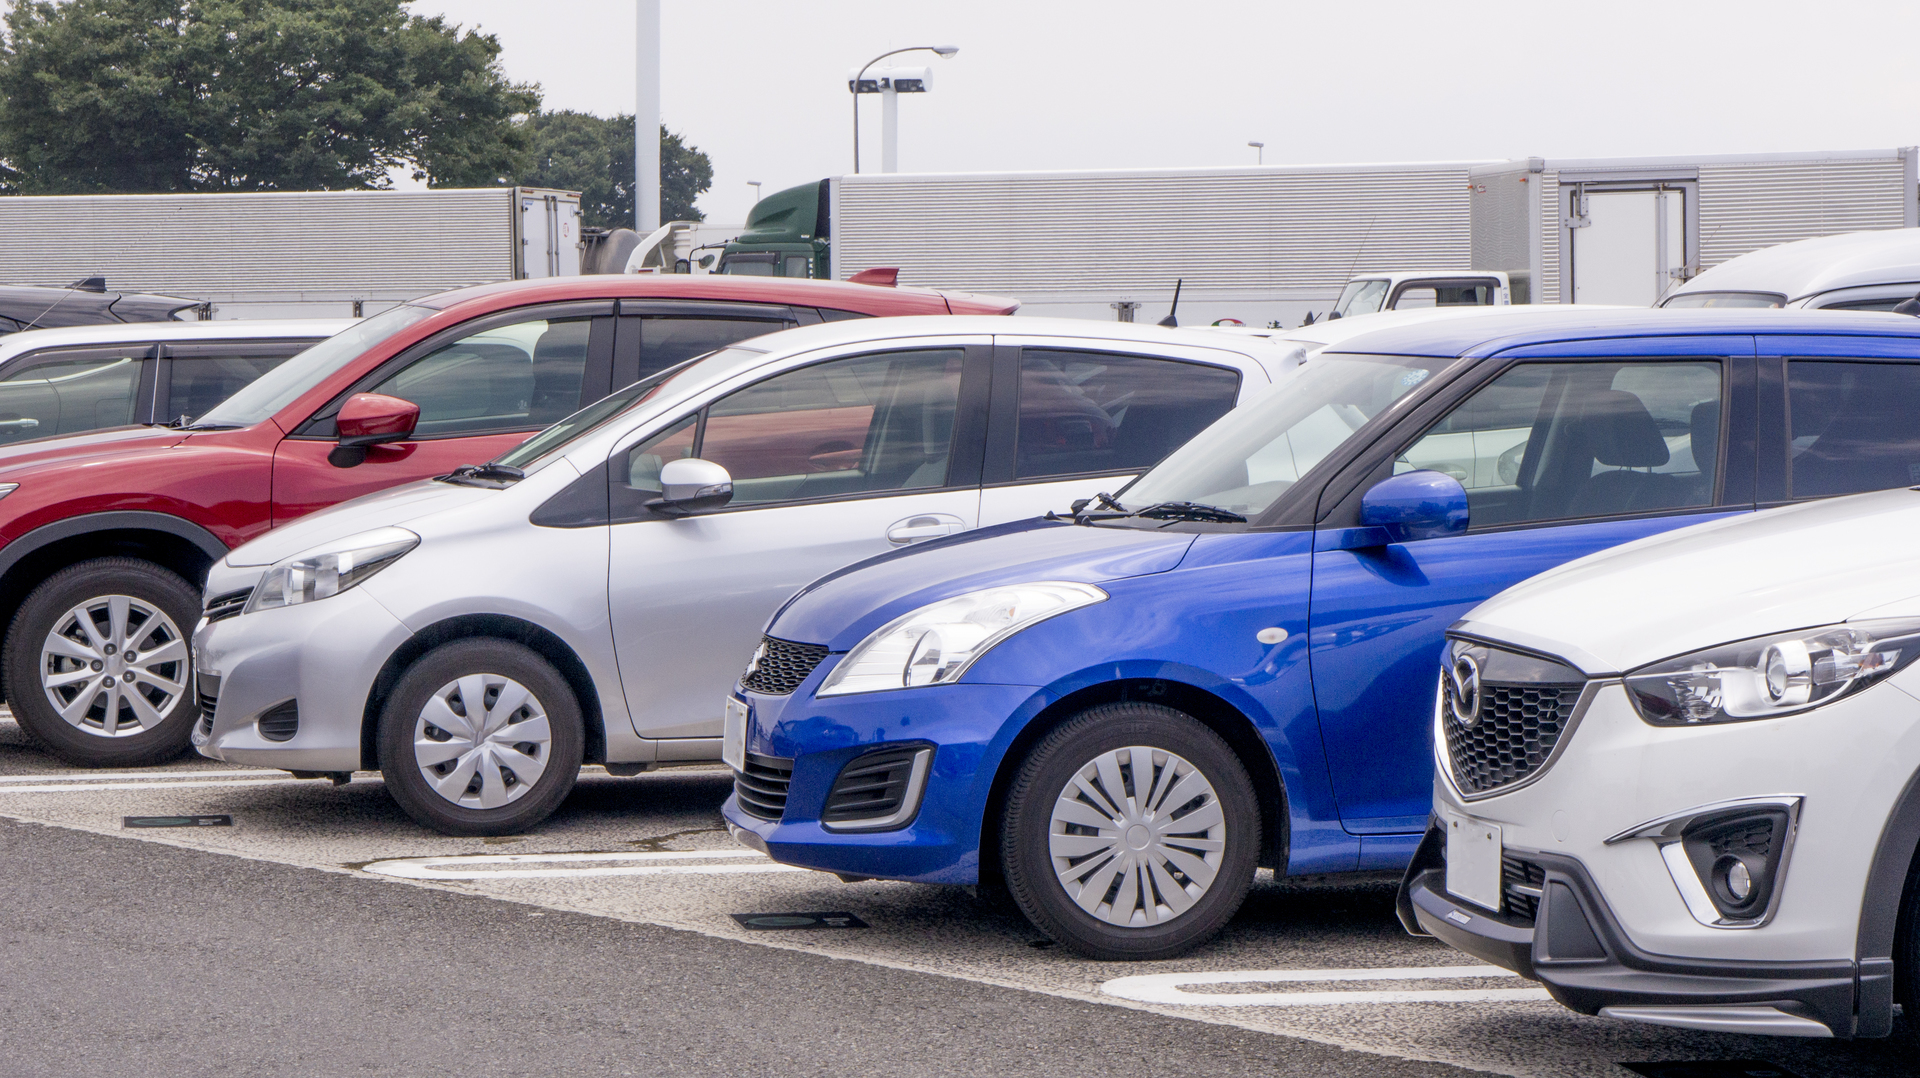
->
191, 316, 1293, 834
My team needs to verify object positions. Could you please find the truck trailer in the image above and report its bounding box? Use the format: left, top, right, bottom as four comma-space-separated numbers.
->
0, 187, 586, 319
724, 148, 1919, 326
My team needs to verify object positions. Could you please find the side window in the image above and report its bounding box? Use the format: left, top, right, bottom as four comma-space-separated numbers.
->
1392, 287, 1439, 310
0, 345, 148, 440
164, 344, 305, 424
366, 316, 592, 437
624, 415, 698, 495
636, 317, 791, 383
1014, 349, 1240, 480
1397, 360, 1723, 528
1787, 360, 1920, 498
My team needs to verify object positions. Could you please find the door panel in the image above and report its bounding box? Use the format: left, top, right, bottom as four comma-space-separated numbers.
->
1572, 189, 1684, 306
270, 432, 534, 525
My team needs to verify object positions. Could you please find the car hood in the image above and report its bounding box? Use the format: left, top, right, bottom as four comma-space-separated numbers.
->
768, 519, 1198, 652
0, 425, 189, 477
224, 478, 503, 566
1460, 488, 1920, 674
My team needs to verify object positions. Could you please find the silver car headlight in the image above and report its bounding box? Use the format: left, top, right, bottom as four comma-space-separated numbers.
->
1625, 618, 1920, 725
817, 581, 1107, 697
243, 527, 419, 614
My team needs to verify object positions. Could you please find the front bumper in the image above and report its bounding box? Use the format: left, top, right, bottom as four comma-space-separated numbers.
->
192, 586, 412, 772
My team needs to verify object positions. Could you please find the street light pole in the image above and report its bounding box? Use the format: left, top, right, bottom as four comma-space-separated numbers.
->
852, 45, 956, 173
747, 181, 762, 203
1248, 140, 1265, 165
635, 0, 661, 232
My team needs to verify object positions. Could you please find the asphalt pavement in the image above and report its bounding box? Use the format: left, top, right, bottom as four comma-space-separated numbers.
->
1, 715, 1914, 1077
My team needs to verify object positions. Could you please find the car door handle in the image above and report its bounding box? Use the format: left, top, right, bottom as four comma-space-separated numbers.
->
886, 514, 966, 545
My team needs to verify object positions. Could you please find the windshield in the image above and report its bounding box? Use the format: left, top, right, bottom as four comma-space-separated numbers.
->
194, 305, 435, 428
1118, 353, 1444, 518
493, 346, 767, 470
1332, 279, 1389, 319
1660, 291, 1784, 309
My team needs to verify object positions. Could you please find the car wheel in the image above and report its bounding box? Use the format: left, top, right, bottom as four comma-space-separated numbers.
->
377, 639, 583, 836
999, 702, 1260, 960
3, 557, 201, 768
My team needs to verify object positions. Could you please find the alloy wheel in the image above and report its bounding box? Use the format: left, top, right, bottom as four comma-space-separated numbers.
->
40, 595, 189, 738
1047, 745, 1227, 927
412, 673, 552, 810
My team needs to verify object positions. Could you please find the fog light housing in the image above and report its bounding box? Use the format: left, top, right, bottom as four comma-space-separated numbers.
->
1607, 796, 1800, 928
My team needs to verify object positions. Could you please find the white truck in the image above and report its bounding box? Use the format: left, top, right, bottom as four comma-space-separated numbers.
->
0, 187, 586, 319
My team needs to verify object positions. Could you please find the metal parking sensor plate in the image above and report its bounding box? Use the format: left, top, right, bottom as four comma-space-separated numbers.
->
730, 911, 868, 930
124, 815, 232, 828
1619, 1063, 1803, 1078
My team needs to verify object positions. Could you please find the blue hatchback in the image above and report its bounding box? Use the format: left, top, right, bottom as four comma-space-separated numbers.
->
722, 308, 1920, 959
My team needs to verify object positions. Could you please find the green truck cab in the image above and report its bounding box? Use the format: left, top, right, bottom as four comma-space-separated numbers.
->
717, 180, 830, 279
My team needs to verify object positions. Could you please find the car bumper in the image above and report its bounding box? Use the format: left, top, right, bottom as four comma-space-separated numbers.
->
719, 672, 1048, 885
191, 587, 411, 772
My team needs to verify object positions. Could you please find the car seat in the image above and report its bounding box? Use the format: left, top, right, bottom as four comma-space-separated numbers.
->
529, 322, 590, 425
1789, 373, 1920, 497
1564, 389, 1684, 516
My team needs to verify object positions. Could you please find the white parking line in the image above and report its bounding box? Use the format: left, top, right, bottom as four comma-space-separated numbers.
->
362, 850, 812, 880
0, 777, 305, 794
0, 769, 288, 783
1101, 966, 1555, 1007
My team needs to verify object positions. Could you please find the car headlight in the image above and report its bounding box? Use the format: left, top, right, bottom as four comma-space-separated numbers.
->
816, 581, 1107, 697
242, 527, 419, 614
1625, 618, 1920, 725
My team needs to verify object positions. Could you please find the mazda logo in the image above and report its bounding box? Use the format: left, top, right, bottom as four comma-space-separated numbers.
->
1444, 653, 1482, 728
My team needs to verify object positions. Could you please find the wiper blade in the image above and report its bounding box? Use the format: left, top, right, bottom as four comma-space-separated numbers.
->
1055, 491, 1130, 523
1128, 501, 1247, 524
174, 422, 242, 431
437, 462, 526, 486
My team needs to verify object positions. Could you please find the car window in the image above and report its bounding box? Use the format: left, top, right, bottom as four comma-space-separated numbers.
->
1661, 292, 1785, 309
366, 315, 592, 437
783, 256, 812, 278
1013, 349, 1240, 480
1333, 279, 1389, 318
0, 345, 149, 440
197, 304, 433, 428
638, 317, 791, 382
624, 415, 698, 495
163, 345, 308, 424
1815, 298, 1913, 312
621, 349, 964, 508
1786, 360, 1920, 498
1396, 360, 1723, 527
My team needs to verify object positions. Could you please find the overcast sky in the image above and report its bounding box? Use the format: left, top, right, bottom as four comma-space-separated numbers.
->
419, 1, 1915, 226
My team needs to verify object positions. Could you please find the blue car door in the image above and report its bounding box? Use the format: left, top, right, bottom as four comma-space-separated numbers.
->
1306, 339, 1758, 839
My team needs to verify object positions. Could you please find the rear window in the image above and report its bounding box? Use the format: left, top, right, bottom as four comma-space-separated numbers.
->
1661, 291, 1784, 309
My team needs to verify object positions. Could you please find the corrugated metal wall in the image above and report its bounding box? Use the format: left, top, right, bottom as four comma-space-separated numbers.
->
1468, 165, 1533, 278
1538, 172, 1561, 303
1696, 158, 1911, 268
835, 166, 1485, 295
0, 189, 517, 302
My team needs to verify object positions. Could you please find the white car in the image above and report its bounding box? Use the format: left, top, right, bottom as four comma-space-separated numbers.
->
1661, 228, 1920, 312
1399, 487, 1920, 1039
191, 316, 1290, 835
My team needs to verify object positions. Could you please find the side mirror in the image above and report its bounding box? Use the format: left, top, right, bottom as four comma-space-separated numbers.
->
648, 457, 733, 516
328, 393, 419, 468
1358, 469, 1469, 544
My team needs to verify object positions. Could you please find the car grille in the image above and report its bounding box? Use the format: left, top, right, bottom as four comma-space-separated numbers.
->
257, 700, 299, 742
823, 747, 924, 826
739, 636, 829, 696
203, 588, 252, 623
1444, 680, 1582, 795
1502, 855, 1546, 922
733, 753, 794, 820
196, 673, 220, 735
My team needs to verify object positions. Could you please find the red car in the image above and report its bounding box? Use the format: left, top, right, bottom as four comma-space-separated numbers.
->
0, 275, 1017, 767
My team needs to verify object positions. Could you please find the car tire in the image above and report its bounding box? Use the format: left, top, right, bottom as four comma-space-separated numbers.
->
999, 702, 1260, 960
3, 557, 202, 768
377, 639, 583, 836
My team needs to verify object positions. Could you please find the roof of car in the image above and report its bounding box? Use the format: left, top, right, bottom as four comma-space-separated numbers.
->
415, 274, 1019, 316
1319, 306, 1920, 359
1664, 229, 1920, 303
0, 318, 353, 359
700, 314, 1292, 358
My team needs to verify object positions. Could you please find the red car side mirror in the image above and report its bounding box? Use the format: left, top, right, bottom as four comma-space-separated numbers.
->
329, 393, 419, 468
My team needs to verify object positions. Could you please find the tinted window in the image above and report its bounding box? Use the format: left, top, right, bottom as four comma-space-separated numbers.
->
1787, 360, 1920, 498
1397, 360, 1722, 527
368, 316, 591, 437
1816, 298, 1914, 312
164, 345, 306, 424
1014, 350, 1240, 480
0, 345, 148, 440
198, 304, 434, 428
638, 317, 790, 381
1661, 292, 1785, 309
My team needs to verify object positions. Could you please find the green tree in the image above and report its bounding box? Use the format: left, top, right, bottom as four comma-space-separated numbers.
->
0, 0, 540, 193
520, 111, 713, 229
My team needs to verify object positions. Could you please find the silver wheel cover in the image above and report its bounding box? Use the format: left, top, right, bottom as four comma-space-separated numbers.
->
1048, 745, 1226, 927
41, 595, 189, 738
413, 673, 552, 810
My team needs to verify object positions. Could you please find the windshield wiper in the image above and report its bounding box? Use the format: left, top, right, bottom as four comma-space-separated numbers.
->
1129, 501, 1247, 524
170, 421, 243, 431
438, 462, 526, 486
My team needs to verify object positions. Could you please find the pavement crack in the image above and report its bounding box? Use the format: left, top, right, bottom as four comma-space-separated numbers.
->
625, 826, 727, 852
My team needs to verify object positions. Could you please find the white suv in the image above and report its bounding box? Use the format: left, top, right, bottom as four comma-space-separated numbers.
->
1399, 487, 1920, 1039
192, 316, 1291, 835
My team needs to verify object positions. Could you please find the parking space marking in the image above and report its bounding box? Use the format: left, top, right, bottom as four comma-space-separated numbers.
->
362, 850, 812, 880
0, 777, 303, 794
0, 769, 288, 783
1101, 965, 1554, 1007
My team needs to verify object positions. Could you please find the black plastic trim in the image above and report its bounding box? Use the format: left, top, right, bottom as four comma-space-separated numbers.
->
531, 460, 613, 529
0, 511, 228, 580
1856, 763, 1920, 1036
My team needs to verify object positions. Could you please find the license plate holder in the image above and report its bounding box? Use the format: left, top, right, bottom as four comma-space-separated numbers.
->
722, 695, 750, 772
1445, 813, 1503, 913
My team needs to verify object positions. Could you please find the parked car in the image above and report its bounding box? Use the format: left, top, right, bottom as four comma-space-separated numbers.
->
1399, 487, 1920, 1040
0, 276, 1017, 769
188, 316, 1291, 834
1661, 228, 1920, 312
1325, 271, 1512, 321
0, 279, 203, 336
0, 319, 350, 443
722, 307, 1920, 960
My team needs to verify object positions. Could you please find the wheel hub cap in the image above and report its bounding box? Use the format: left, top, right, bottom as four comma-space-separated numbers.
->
40, 595, 188, 738
412, 674, 551, 811
1047, 745, 1226, 928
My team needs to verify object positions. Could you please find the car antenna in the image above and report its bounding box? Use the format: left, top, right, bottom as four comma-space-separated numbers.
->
1157, 279, 1183, 327
21, 276, 103, 330
1327, 216, 1378, 321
